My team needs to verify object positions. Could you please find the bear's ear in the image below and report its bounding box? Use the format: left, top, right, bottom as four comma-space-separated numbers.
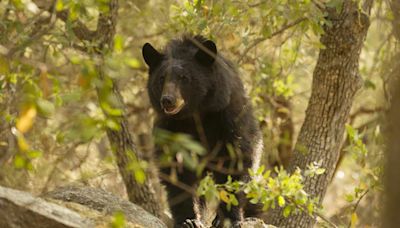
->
195, 40, 217, 65
142, 43, 163, 68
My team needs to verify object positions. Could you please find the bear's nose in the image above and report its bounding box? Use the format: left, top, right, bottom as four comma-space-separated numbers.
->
161, 95, 176, 108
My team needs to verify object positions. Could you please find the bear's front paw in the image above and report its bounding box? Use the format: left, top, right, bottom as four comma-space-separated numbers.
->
211, 216, 220, 228
232, 221, 241, 228
180, 219, 205, 228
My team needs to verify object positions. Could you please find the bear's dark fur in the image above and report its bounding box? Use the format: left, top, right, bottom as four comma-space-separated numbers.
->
142, 35, 262, 227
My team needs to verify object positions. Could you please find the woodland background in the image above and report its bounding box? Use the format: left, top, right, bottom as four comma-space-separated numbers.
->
0, 0, 399, 227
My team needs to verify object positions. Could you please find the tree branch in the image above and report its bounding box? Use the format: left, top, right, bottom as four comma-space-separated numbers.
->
346, 188, 369, 228
32, 0, 97, 43
237, 17, 307, 64
6, 2, 57, 58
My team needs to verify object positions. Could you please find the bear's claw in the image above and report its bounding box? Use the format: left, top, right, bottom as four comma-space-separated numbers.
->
180, 219, 205, 228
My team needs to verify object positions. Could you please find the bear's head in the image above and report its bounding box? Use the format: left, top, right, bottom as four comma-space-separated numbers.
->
142, 36, 230, 118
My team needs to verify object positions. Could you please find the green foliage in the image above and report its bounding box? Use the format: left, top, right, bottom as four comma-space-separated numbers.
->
342, 123, 384, 225
197, 174, 219, 202
197, 164, 323, 217
345, 124, 368, 160
304, 161, 325, 178
0, 0, 391, 225
154, 129, 206, 173
126, 151, 148, 184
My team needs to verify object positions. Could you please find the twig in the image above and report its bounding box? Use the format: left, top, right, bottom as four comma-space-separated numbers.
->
287, 198, 338, 228
238, 17, 307, 64
311, 0, 325, 11
40, 142, 84, 193
247, 0, 268, 7
347, 188, 370, 228
136, 28, 168, 39
158, 172, 196, 195
314, 210, 339, 228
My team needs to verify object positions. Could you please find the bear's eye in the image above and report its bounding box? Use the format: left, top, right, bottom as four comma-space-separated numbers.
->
159, 75, 165, 85
179, 74, 189, 83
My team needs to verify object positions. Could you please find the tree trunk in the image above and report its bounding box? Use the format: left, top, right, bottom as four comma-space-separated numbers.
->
98, 70, 165, 218
33, 0, 167, 219
384, 59, 400, 228
92, 0, 165, 218
383, 1, 400, 227
266, 1, 372, 227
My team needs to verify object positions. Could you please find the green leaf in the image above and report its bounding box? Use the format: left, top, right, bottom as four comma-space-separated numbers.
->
55, 0, 64, 11
11, 0, 24, 10
219, 190, 230, 203
346, 124, 356, 139
105, 119, 121, 131
181, 151, 197, 170
36, 99, 55, 117
350, 213, 358, 228
14, 155, 26, 169
257, 165, 265, 175
364, 79, 376, 90
315, 168, 325, 175
0, 57, 9, 74
250, 197, 259, 204
326, 0, 343, 12
183, 141, 205, 155
345, 193, 355, 202
27, 150, 42, 159
307, 202, 314, 214
278, 196, 285, 207
283, 206, 292, 217
134, 169, 146, 184
114, 35, 124, 53
124, 58, 141, 69
230, 194, 239, 206
110, 211, 126, 228
262, 200, 271, 211
100, 102, 123, 117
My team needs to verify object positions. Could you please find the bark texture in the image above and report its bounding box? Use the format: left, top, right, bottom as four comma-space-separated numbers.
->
275, 97, 294, 168
384, 1, 400, 227
44, 185, 167, 228
0, 80, 16, 165
100, 74, 166, 218
0, 185, 93, 228
266, 1, 372, 227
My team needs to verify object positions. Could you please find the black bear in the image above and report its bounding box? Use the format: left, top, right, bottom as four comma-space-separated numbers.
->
142, 35, 262, 227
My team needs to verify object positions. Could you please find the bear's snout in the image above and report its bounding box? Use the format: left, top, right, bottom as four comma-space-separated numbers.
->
160, 82, 186, 115
161, 95, 176, 108
160, 94, 185, 115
